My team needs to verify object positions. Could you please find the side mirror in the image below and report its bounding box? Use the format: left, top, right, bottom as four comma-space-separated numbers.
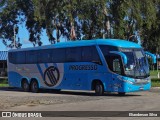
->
109, 51, 128, 65
145, 51, 156, 64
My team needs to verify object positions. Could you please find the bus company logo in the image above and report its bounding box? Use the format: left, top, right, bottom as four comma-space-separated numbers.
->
44, 66, 60, 87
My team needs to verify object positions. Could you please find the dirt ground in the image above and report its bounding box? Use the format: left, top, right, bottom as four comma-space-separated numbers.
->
0, 87, 159, 111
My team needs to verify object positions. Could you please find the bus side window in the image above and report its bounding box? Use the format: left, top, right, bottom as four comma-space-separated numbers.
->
106, 56, 122, 75
66, 47, 82, 62
52, 48, 66, 63
16, 52, 26, 64
38, 50, 52, 63
8, 52, 16, 64
82, 46, 101, 63
26, 51, 37, 64
82, 46, 92, 62
113, 59, 121, 74
9, 52, 26, 64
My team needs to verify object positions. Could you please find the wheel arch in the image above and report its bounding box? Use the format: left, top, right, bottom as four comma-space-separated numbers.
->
30, 77, 40, 88
21, 77, 30, 87
91, 79, 104, 90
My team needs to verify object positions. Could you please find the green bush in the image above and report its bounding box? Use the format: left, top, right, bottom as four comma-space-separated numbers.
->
150, 70, 160, 76
0, 78, 8, 84
151, 78, 160, 87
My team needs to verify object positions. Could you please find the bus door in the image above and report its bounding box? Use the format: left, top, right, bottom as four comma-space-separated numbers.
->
106, 55, 123, 91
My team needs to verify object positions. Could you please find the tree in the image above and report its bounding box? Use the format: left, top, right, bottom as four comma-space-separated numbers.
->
0, 0, 21, 48
141, 0, 160, 55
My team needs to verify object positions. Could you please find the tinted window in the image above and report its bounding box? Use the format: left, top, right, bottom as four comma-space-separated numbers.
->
8, 52, 16, 64
26, 51, 37, 64
100, 45, 118, 56
113, 59, 121, 74
105, 55, 123, 75
9, 52, 26, 64
16, 52, 26, 64
82, 46, 100, 62
8, 46, 101, 64
38, 50, 52, 63
66, 47, 82, 62
52, 48, 66, 63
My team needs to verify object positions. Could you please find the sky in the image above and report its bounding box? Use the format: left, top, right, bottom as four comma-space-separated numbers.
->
0, 22, 66, 51
0, 23, 49, 51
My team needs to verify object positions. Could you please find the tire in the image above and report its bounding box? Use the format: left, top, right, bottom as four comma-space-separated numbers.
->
118, 92, 126, 96
21, 80, 30, 92
30, 80, 39, 93
95, 82, 104, 96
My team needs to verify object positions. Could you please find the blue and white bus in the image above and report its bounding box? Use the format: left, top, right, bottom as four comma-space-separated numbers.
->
8, 39, 151, 95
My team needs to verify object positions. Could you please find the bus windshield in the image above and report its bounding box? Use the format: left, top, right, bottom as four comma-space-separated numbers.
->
121, 49, 149, 78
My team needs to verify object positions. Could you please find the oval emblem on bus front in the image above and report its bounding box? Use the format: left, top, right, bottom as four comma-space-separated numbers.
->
44, 66, 60, 87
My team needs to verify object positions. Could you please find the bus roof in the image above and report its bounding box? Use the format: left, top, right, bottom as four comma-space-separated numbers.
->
9, 39, 141, 52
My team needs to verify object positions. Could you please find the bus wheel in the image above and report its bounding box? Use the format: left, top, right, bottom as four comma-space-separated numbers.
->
30, 80, 39, 93
95, 82, 104, 96
118, 92, 125, 96
21, 80, 30, 92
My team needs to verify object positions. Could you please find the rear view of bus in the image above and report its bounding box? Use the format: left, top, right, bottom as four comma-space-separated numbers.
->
7, 39, 151, 95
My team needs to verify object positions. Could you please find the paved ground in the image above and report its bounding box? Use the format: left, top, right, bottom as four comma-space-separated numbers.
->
0, 87, 160, 120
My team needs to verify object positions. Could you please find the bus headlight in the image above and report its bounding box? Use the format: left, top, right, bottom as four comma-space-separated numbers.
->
117, 76, 134, 84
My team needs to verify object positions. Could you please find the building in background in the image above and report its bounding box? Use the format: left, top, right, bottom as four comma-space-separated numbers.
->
0, 51, 8, 76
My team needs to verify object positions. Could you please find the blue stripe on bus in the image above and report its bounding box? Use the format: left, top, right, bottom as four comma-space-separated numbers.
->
36, 64, 44, 79
44, 63, 48, 68
44, 63, 57, 68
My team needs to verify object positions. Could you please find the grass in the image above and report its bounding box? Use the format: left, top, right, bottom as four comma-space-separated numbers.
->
0, 78, 8, 87
0, 84, 9, 87
151, 78, 160, 87
151, 82, 160, 87
150, 70, 160, 87
150, 70, 160, 76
